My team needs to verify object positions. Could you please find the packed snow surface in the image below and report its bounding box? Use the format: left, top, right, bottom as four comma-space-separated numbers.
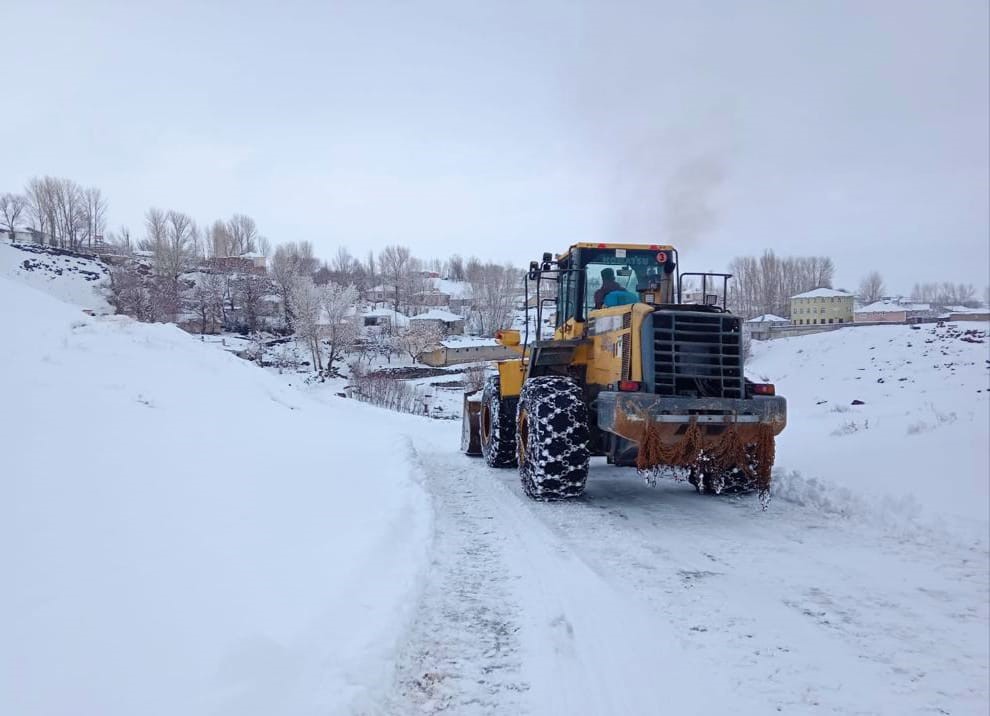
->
0, 277, 430, 716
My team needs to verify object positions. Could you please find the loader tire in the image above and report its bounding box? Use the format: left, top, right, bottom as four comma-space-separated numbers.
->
517, 376, 589, 500
481, 376, 517, 468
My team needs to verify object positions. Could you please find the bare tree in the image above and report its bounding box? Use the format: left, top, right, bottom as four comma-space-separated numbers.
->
0, 193, 27, 240
208, 219, 234, 258
190, 273, 224, 333
858, 271, 885, 304
467, 261, 520, 336
448, 254, 465, 281
227, 214, 259, 255
81, 187, 108, 249
727, 250, 838, 318
332, 246, 355, 274
107, 264, 148, 320
143, 209, 197, 321
257, 235, 271, 258
234, 272, 268, 332
107, 225, 133, 253
378, 244, 413, 313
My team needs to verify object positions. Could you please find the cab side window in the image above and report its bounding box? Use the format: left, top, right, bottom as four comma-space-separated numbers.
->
557, 261, 580, 327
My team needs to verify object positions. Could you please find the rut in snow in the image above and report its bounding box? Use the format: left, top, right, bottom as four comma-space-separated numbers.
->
379, 451, 529, 715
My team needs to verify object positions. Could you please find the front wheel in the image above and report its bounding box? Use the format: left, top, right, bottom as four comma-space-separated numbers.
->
517, 376, 589, 499
481, 376, 517, 468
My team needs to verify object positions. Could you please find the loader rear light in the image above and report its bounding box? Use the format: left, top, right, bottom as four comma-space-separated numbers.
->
752, 383, 775, 396
618, 380, 641, 392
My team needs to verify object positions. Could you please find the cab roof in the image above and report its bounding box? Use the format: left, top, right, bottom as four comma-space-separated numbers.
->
557, 242, 676, 260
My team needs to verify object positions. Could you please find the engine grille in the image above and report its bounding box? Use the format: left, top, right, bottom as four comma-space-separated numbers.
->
652, 311, 743, 398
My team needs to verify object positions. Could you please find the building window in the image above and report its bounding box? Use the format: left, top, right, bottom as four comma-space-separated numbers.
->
838, 318, 843, 323
828, 318, 834, 324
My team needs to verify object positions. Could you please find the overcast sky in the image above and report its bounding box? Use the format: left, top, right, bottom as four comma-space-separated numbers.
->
4, 0, 988, 294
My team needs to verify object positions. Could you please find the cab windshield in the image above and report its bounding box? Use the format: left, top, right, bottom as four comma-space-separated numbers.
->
583, 248, 674, 312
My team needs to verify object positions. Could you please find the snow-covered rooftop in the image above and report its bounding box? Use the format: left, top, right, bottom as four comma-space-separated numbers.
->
238, 251, 265, 259
943, 305, 989, 314
746, 313, 789, 323
410, 309, 463, 323
362, 307, 410, 326
855, 299, 931, 314
791, 288, 852, 299
431, 277, 473, 299
440, 336, 499, 349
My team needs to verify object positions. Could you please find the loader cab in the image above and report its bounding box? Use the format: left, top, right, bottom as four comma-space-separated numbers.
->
554, 244, 679, 329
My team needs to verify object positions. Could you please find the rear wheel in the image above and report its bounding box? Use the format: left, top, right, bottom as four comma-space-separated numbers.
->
517, 376, 590, 499
481, 376, 517, 468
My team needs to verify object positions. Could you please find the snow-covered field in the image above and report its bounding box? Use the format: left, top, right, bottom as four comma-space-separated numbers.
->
2, 261, 987, 715
749, 323, 989, 542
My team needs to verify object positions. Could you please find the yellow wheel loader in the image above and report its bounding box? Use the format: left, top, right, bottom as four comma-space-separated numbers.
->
461, 243, 787, 502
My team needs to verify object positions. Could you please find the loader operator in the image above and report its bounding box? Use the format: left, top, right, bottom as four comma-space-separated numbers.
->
593, 268, 625, 309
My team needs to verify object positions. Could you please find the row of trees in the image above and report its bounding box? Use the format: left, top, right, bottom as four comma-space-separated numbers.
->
2, 178, 107, 251
727, 252, 837, 318
727, 253, 985, 319
910, 282, 980, 307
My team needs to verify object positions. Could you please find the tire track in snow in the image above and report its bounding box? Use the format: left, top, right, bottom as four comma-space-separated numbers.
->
376, 451, 528, 715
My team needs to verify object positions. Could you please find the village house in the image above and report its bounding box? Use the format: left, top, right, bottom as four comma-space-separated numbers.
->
790, 288, 854, 326
361, 307, 409, 334
408, 308, 465, 335
417, 337, 518, 367
744, 313, 790, 340
854, 298, 934, 324
943, 305, 990, 322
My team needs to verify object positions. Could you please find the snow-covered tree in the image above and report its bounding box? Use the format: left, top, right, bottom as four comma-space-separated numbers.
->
271, 241, 317, 328
320, 282, 359, 375
393, 322, 445, 362
291, 276, 324, 371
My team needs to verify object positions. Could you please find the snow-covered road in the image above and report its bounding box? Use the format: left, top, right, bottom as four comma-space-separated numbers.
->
377, 429, 988, 715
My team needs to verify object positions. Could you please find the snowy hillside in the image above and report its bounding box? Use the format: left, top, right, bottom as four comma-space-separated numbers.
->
748, 323, 990, 540
0, 277, 430, 716
0, 241, 111, 312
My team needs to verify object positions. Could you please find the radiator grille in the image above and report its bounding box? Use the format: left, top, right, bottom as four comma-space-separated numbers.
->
653, 312, 743, 398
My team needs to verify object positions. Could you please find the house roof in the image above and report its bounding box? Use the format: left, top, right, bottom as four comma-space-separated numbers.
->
432, 278, 473, 299
943, 305, 988, 314
440, 337, 499, 349
410, 309, 463, 322
362, 307, 410, 326
746, 314, 789, 323
855, 299, 931, 314
791, 288, 851, 299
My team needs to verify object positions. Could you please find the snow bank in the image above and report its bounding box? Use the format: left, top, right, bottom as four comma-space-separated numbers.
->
0, 277, 430, 716
0, 241, 111, 312
749, 323, 989, 540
